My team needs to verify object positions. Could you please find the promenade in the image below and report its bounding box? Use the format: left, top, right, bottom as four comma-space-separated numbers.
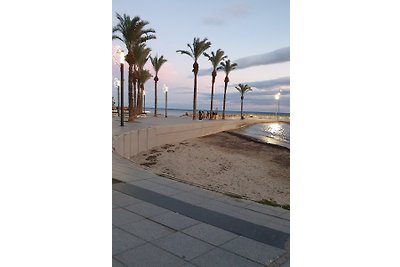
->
112, 115, 290, 266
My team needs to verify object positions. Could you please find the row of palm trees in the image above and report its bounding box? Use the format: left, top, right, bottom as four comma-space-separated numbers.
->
177, 38, 246, 120
113, 13, 253, 121
112, 13, 168, 121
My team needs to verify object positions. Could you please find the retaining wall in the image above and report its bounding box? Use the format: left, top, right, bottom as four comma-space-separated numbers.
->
113, 120, 246, 159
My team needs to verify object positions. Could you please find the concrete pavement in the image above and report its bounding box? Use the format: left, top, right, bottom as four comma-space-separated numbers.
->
112, 115, 290, 266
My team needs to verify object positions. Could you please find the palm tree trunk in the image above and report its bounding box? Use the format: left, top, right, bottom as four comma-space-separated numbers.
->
240, 95, 244, 120
210, 70, 216, 119
222, 76, 228, 120
193, 62, 199, 120
128, 64, 134, 121
154, 76, 158, 117
133, 69, 137, 115
135, 79, 141, 115
137, 84, 143, 114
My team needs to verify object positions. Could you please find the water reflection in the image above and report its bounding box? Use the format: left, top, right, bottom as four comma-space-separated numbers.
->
234, 122, 290, 149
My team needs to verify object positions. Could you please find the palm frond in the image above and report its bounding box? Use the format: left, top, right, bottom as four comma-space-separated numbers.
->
176, 49, 194, 59
204, 49, 227, 69
219, 59, 238, 75
235, 84, 252, 95
150, 55, 167, 73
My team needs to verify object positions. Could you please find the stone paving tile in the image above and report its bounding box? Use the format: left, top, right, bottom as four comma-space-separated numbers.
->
220, 236, 285, 265
129, 179, 181, 196
148, 178, 197, 192
244, 203, 289, 219
182, 223, 238, 246
124, 201, 170, 218
170, 191, 210, 205
112, 208, 145, 227
216, 196, 253, 208
112, 228, 146, 256
112, 171, 143, 183
118, 219, 175, 241
112, 258, 126, 267
191, 247, 263, 267
191, 188, 224, 200
150, 211, 201, 231
278, 210, 290, 220
196, 199, 243, 217
281, 258, 290, 267
152, 232, 214, 261
112, 191, 143, 207
115, 243, 187, 267
232, 208, 290, 233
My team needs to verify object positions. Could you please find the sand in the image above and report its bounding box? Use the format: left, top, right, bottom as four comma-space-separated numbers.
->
130, 132, 290, 205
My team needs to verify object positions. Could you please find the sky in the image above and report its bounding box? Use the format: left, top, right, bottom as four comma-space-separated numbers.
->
112, 0, 290, 113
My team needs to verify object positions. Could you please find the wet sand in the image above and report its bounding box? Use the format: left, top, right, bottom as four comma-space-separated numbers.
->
130, 132, 290, 205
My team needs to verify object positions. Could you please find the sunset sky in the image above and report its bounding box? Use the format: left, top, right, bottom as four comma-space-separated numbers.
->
112, 0, 290, 113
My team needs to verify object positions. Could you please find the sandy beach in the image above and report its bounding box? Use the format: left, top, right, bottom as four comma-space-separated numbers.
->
130, 131, 290, 206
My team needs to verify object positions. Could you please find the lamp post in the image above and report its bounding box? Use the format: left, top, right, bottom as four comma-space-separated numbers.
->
164, 84, 168, 118
275, 90, 281, 121
143, 90, 146, 114
120, 51, 125, 126
113, 78, 120, 116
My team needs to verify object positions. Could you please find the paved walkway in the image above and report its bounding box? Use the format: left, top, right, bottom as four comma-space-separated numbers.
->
112, 115, 290, 266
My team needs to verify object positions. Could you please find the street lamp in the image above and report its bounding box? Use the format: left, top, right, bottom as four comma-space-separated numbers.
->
274, 89, 281, 121
120, 50, 125, 126
113, 78, 120, 116
143, 90, 146, 114
164, 84, 168, 118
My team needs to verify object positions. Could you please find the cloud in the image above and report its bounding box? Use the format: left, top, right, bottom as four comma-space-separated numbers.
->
198, 47, 290, 76
234, 47, 290, 70
195, 76, 290, 112
226, 3, 251, 17
240, 76, 290, 93
201, 2, 250, 27
202, 17, 225, 26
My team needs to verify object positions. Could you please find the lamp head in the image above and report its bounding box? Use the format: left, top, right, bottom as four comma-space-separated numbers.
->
119, 51, 125, 64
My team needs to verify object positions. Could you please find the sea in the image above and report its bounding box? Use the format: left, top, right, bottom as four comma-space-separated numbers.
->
232, 122, 290, 149
144, 108, 290, 149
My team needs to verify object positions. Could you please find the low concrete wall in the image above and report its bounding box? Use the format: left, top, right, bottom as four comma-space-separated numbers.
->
113, 120, 246, 159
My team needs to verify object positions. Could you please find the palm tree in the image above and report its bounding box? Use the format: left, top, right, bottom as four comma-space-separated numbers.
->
112, 13, 156, 121
235, 84, 252, 120
149, 55, 167, 117
137, 69, 153, 114
177, 37, 211, 120
134, 45, 152, 115
218, 59, 238, 119
203, 49, 227, 118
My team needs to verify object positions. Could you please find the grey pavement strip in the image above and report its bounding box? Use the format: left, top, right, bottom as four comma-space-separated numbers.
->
112, 228, 146, 256
150, 211, 201, 231
113, 182, 289, 250
182, 223, 238, 246
151, 232, 215, 261
221, 236, 285, 265
118, 219, 175, 242
114, 242, 188, 267
112, 190, 143, 207
112, 208, 145, 227
124, 201, 170, 218
191, 247, 263, 267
